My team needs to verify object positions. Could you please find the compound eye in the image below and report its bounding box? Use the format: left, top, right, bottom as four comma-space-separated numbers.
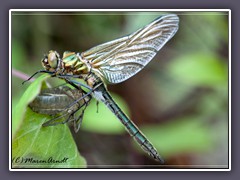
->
41, 55, 49, 69
48, 51, 58, 68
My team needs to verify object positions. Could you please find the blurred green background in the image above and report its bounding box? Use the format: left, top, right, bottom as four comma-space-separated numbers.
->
12, 11, 229, 167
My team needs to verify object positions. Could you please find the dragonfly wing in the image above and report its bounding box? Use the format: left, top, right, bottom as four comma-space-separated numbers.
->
82, 14, 179, 84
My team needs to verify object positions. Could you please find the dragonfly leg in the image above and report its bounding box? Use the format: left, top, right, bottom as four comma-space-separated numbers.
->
64, 105, 85, 132
73, 92, 92, 132
42, 96, 88, 127
57, 74, 84, 79
22, 70, 54, 85
62, 90, 92, 111
65, 78, 92, 91
96, 101, 99, 113
58, 91, 92, 131
57, 79, 94, 111
42, 105, 82, 128
42, 112, 72, 127
73, 110, 84, 133
41, 77, 93, 130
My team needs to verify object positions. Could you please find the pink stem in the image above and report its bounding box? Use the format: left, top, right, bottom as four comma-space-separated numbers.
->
12, 68, 35, 82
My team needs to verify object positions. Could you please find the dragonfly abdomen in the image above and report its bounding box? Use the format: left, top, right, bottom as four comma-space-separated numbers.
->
94, 83, 164, 163
121, 116, 164, 163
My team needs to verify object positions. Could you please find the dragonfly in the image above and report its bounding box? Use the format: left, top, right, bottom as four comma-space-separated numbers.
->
24, 14, 179, 163
28, 86, 92, 132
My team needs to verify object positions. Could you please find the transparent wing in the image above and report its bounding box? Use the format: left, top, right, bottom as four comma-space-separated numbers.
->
81, 14, 179, 84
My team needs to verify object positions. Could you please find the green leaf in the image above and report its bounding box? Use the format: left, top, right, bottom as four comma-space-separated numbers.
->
12, 108, 86, 168
12, 75, 86, 168
12, 74, 50, 137
167, 53, 228, 87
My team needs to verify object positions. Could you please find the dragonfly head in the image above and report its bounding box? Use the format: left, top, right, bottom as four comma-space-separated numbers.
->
41, 50, 61, 72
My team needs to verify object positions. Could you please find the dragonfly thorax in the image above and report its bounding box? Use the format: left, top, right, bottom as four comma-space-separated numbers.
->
62, 51, 88, 75
84, 71, 104, 89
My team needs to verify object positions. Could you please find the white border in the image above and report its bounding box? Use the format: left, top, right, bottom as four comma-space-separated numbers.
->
10, 9, 229, 11
9, 9, 231, 171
